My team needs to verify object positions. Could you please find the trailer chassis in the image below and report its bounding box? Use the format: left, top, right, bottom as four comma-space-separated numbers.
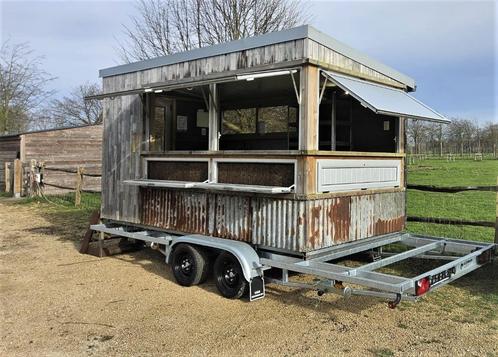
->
91, 223, 495, 308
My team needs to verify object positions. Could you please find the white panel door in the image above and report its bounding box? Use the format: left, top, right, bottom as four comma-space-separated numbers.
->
317, 159, 401, 192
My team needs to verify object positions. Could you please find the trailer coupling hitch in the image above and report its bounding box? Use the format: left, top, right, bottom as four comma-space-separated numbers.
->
387, 293, 402, 309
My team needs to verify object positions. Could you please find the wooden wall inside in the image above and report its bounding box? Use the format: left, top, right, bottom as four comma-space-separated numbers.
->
0, 135, 20, 191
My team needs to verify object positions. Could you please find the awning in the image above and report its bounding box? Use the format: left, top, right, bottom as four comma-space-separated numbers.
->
322, 71, 450, 123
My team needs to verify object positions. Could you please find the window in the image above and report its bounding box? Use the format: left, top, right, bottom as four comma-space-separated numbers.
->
147, 90, 208, 152
258, 106, 288, 134
220, 105, 298, 150
222, 108, 257, 134
318, 88, 397, 153
218, 74, 299, 151
149, 106, 165, 151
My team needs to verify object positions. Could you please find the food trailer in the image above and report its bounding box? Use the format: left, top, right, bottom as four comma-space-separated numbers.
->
89, 25, 495, 306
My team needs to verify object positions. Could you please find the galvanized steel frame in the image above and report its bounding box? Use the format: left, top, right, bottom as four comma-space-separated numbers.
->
90, 223, 495, 304
261, 232, 495, 300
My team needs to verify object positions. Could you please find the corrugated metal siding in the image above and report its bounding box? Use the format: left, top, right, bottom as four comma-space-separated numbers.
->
141, 188, 405, 253
252, 198, 306, 252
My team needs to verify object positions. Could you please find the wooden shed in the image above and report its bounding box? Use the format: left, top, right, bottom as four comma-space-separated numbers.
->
92, 25, 448, 255
0, 124, 103, 194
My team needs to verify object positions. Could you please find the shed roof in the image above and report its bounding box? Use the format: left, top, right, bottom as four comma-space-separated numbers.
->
0, 124, 103, 139
100, 25, 416, 89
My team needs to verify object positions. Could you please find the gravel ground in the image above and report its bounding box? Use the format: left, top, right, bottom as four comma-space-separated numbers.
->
1, 199, 497, 356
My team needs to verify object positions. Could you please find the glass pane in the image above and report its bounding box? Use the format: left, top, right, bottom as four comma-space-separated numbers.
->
288, 106, 298, 132
258, 106, 288, 134
222, 108, 256, 134
149, 106, 165, 151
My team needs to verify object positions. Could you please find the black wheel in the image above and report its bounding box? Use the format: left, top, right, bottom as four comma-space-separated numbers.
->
213, 252, 248, 299
171, 244, 209, 286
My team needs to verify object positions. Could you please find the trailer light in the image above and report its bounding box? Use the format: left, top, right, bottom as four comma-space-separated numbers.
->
154, 89, 163, 93
144, 88, 153, 93
415, 277, 431, 296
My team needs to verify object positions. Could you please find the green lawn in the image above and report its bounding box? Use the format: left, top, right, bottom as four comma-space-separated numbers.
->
407, 159, 497, 243
408, 158, 498, 187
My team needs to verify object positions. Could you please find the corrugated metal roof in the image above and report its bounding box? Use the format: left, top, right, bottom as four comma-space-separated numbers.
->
323, 71, 449, 123
99, 25, 415, 89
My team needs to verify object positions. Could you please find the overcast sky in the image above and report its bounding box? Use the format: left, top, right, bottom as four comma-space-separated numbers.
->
1, 0, 496, 123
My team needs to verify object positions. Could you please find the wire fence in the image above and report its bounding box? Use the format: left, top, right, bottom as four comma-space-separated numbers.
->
406, 179, 498, 244
407, 152, 496, 164
28, 191, 101, 211
4, 159, 102, 207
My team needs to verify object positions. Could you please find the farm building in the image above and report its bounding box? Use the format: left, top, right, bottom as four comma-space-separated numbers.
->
0, 124, 103, 194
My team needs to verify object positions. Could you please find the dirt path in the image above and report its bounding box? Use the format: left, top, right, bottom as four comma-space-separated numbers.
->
0, 199, 497, 356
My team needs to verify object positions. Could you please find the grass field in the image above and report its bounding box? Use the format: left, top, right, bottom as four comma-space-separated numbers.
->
406, 159, 497, 243
407, 158, 498, 187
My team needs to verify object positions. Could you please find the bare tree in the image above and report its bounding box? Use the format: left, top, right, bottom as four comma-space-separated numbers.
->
0, 41, 55, 134
50, 83, 103, 126
117, 0, 310, 63
406, 119, 429, 154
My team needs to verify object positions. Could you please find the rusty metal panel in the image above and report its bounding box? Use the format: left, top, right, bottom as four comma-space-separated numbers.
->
252, 198, 307, 252
141, 188, 208, 234
209, 193, 252, 242
349, 191, 405, 243
140, 187, 405, 253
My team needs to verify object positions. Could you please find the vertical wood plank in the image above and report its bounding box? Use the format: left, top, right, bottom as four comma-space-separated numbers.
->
75, 166, 84, 206
13, 159, 22, 198
299, 65, 319, 151
208, 83, 219, 151
4, 162, 11, 193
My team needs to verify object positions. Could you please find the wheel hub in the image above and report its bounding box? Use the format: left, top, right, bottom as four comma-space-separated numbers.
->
180, 257, 193, 274
224, 267, 237, 284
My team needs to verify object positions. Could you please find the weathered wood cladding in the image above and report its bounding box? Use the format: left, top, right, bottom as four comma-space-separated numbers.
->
306, 40, 405, 89
0, 136, 20, 191
21, 125, 103, 194
101, 95, 143, 222
102, 38, 405, 95
103, 40, 305, 94
140, 188, 405, 252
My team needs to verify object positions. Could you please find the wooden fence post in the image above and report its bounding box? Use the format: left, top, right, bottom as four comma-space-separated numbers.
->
29, 159, 37, 197
5, 162, 11, 193
13, 159, 22, 198
75, 166, 84, 206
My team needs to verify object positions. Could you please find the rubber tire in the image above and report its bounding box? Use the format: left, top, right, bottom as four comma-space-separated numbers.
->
171, 244, 209, 286
213, 251, 248, 299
